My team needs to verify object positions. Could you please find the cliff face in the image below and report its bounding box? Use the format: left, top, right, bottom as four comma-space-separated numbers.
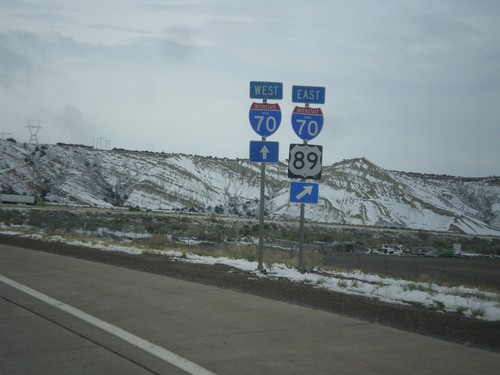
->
2, 140, 499, 236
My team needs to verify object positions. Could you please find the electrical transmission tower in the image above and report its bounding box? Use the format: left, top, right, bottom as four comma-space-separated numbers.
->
93, 137, 111, 150
25, 121, 42, 144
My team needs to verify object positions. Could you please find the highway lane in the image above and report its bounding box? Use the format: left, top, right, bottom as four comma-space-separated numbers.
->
0, 293, 174, 375
1, 244, 500, 375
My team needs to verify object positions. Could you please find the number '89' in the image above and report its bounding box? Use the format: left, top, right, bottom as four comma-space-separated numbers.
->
292, 151, 319, 170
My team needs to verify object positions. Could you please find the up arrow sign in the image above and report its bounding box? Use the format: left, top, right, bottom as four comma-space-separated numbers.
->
289, 181, 319, 204
260, 145, 269, 160
249, 141, 279, 163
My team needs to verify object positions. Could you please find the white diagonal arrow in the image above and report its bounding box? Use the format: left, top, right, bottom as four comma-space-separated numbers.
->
296, 185, 313, 200
260, 145, 269, 160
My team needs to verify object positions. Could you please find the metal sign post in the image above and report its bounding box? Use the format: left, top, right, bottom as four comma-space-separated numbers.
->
298, 195, 306, 270
288, 85, 326, 272
298, 139, 307, 272
249, 81, 283, 271
258, 146, 266, 270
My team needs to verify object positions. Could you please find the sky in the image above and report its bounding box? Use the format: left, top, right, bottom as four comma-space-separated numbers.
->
0, 0, 499, 177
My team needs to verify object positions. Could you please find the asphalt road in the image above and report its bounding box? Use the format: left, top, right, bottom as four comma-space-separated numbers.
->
1, 244, 500, 375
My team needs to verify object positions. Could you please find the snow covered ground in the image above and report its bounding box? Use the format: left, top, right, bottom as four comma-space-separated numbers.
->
3, 140, 500, 235
2, 229, 499, 321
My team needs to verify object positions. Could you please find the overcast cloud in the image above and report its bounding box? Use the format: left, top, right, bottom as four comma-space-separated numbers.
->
0, 0, 499, 177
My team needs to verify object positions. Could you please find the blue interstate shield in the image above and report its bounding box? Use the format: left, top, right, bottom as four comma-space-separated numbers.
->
291, 106, 323, 141
249, 102, 282, 137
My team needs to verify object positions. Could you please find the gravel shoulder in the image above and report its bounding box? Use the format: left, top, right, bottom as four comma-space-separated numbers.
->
1, 234, 499, 353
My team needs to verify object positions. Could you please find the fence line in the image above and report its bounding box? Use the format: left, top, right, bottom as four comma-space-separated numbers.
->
322, 253, 488, 287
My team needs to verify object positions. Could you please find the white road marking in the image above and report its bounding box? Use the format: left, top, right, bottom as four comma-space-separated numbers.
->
0, 274, 217, 375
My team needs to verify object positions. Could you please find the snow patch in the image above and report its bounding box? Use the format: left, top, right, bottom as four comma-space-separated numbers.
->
2, 230, 497, 321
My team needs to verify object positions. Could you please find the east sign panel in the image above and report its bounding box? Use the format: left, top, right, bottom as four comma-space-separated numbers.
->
292, 85, 326, 104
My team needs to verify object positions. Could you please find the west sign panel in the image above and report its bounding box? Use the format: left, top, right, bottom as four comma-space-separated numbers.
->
250, 81, 283, 100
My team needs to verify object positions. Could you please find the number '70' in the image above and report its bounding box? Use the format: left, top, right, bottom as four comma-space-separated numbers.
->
254, 115, 278, 133
296, 119, 319, 137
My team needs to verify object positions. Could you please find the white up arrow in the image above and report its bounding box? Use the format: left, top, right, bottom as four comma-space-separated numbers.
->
295, 185, 313, 200
260, 145, 269, 160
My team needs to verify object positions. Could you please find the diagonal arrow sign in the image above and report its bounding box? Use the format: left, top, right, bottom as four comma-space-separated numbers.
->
290, 182, 319, 204
295, 185, 313, 200
260, 145, 269, 160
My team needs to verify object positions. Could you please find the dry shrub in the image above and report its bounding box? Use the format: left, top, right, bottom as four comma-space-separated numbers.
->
146, 233, 169, 249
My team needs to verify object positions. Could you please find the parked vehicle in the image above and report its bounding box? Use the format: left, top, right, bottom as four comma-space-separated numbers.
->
415, 247, 438, 257
437, 248, 454, 257
422, 249, 438, 257
0, 194, 36, 205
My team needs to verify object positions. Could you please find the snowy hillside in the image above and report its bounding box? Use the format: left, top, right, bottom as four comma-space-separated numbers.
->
1, 139, 499, 236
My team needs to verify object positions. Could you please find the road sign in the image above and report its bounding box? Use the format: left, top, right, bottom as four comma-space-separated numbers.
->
248, 81, 283, 272
250, 81, 283, 100
292, 85, 326, 104
290, 181, 319, 204
249, 141, 279, 163
249, 102, 282, 137
288, 144, 323, 179
291, 106, 324, 141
